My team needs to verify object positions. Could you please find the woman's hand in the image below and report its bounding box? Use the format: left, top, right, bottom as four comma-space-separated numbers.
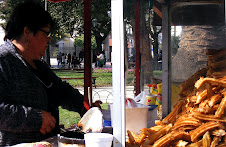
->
80, 100, 103, 117
40, 110, 56, 135
91, 100, 103, 108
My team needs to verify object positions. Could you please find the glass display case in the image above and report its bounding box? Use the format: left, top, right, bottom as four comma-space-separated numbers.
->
112, 0, 226, 146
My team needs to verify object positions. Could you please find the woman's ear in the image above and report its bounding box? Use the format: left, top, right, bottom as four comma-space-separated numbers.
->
23, 26, 32, 38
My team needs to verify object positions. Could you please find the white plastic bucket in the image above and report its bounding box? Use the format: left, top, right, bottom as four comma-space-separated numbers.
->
84, 133, 113, 147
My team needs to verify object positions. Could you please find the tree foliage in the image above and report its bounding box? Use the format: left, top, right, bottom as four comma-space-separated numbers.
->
74, 34, 97, 50
124, 0, 162, 60
0, 0, 64, 45
48, 0, 111, 53
0, 0, 111, 52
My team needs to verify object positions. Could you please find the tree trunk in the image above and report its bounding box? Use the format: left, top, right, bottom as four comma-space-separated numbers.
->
172, 25, 226, 82
152, 33, 159, 70
140, 13, 152, 88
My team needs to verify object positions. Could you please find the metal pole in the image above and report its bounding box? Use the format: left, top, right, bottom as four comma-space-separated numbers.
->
111, 0, 125, 146
162, 4, 171, 118
135, 0, 140, 96
84, 0, 92, 110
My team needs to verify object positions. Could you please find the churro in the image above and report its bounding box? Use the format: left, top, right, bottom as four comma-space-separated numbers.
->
190, 121, 222, 142
210, 136, 220, 147
195, 89, 207, 104
202, 131, 211, 147
208, 93, 222, 107
191, 111, 226, 123
215, 95, 226, 118
162, 100, 184, 124
145, 124, 172, 145
127, 130, 136, 145
195, 77, 226, 90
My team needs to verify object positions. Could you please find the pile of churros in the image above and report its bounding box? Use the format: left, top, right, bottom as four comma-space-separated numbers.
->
126, 49, 226, 146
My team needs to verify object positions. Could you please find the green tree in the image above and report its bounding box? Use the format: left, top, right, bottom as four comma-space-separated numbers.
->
0, 0, 64, 45
48, 0, 111, 53
73, 34, 97, 50
0, 0, 21, 29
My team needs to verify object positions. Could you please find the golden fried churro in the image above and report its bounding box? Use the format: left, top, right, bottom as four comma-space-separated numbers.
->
206, 83, 213, 99
172, 140, 188, 147
208, 93, 222, 107
162, 100, 184, 124
195, 89, 207, 104
155, 120, 164, 126
135, 132, 146, 145
210, 136, 220, 147
188, 96, 197, 103
125, 142, 139, 147
140, 128, 153, 137
152, 131, 190, 147
215, 95, 226, 118
191, 111, 226, 123
217, 143, 226, 147
127, 130, 136, 145
146, 124, 172, 145
172, 115, 201, 131
151, 132, 172, 147
149, 125, 163, 132
202, 131, 211, 147
198, 99, 211, 113
212, 129, 226, 137
180, 68, 207, 97
195, 77, 226, 90
172, 126, 196, 132
190, 121, 222, 142
186, 140, 202, 147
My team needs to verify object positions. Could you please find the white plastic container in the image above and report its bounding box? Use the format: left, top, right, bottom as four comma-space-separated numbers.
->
110, 103, 154, 134
125, 105, 150, 134
84, 133, 113, 147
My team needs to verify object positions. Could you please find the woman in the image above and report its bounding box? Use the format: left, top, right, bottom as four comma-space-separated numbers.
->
0, 1, 85, 146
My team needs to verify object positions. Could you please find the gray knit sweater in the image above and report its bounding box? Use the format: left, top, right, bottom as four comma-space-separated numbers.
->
0, 40, 84, 146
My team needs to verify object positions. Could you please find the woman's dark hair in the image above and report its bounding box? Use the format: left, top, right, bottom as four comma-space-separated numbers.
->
4, 1, 54, 41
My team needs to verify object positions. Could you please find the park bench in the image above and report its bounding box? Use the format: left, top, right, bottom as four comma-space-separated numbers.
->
61, 77, 98, 88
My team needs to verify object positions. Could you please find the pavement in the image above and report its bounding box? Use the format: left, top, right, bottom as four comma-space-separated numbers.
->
50, 58, 135, 103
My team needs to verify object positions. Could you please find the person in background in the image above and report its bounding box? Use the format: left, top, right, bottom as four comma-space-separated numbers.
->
0, 1, 95, 146
79, 50, 84, 62
67, 53, 71, 69
57, 52, 62, 68
61, 53, 65, 68
72, 52, 76, 68
97, 51, 105, 68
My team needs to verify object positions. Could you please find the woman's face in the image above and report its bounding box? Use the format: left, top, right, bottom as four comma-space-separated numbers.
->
27, 25, 51, 60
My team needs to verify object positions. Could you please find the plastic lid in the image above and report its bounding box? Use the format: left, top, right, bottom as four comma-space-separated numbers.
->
84, 133, 113, 142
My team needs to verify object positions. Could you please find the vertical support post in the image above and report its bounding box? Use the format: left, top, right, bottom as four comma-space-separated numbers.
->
111, 0, 125, 146
135, 0, 140, 96
162, 4, 171, 118
84, 0, 92, 110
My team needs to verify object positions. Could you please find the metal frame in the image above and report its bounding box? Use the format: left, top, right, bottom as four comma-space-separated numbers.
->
111, 0, 125, 146
84, 0, 92, 110
162, 4, 171, 118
